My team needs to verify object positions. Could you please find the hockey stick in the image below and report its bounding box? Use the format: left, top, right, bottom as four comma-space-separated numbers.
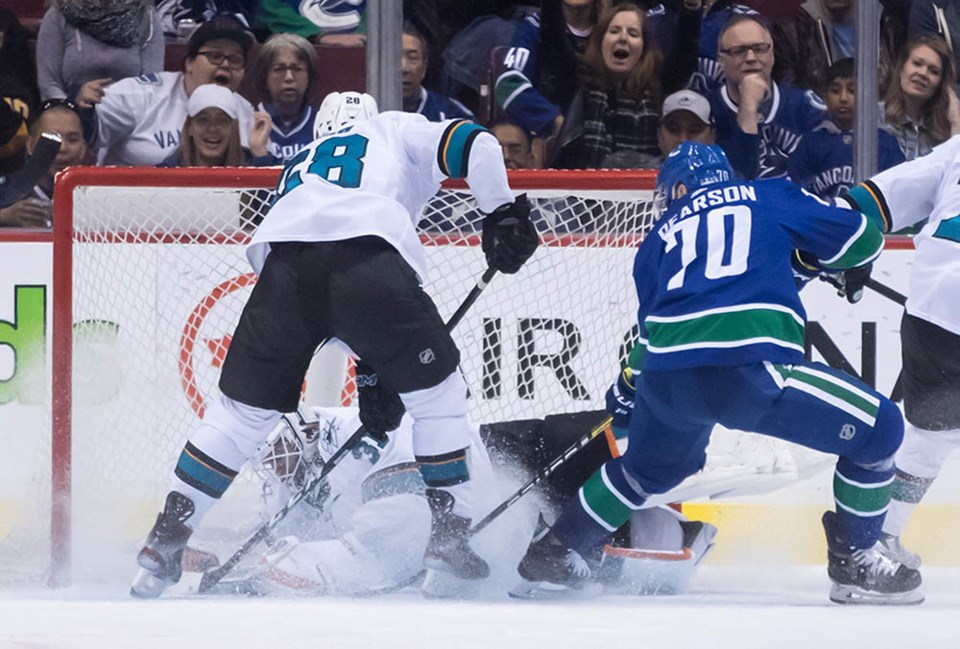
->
818, 273, 907, 307
0, 132, 61, 209
865, 278, 906, 307
468, 415, 614, 537
199, 266, 499, 592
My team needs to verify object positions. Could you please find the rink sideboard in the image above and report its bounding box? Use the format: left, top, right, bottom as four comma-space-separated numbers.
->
2, 230, 958, 567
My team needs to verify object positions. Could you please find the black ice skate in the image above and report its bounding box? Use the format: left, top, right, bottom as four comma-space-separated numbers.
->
423, 489, 490, 579
510, 514, 597, 600
130, 491, 195, 599
822, 511, 924, 605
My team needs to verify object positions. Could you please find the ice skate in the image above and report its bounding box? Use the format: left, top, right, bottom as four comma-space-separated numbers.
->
822, 512, 924, 605
510, 515, 597, 600
130, 491, 195, 599
422, 489, 490, 579
879, 532, 921, 571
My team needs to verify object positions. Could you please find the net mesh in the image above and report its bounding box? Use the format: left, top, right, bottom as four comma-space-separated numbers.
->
13, 168, 659, 585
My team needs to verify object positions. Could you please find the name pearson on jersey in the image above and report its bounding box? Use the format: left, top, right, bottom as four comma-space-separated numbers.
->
657, 184, 758, 241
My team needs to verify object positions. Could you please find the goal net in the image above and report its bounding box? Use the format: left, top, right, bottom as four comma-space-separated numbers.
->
6, 167, 658, 586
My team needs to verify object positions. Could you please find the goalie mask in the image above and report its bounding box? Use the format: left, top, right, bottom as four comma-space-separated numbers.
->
655, 142, 733, 212
253, 413, 322, 491
313, 91, 379, 139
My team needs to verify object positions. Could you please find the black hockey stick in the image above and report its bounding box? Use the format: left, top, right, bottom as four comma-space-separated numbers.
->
0, 132, 61, 208
199, 266, 499, 593
865, 277, 906, 307
468, 415, 614, 537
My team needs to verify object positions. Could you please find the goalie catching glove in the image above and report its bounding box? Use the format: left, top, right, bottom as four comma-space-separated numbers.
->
482, 194, 539, 274
354, 360, 405, 443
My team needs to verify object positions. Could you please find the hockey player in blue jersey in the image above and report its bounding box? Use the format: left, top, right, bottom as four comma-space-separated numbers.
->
514, 142, 923, 605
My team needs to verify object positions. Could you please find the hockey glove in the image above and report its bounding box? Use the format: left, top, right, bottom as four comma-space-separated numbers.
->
481, 194, 539, 274
837, 263, 872, 304
790, 249, 821, 290
605, 367, 636, 431
355, 360, 405, 443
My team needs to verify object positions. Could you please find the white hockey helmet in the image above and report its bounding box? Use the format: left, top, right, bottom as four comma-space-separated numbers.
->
313, 91, 379, 139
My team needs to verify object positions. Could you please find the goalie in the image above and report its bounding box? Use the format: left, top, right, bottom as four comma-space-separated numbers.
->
191, 385, 830, 598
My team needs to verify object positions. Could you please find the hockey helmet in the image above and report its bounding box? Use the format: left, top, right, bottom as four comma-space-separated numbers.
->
655, 142, 733, 210
313, 91, 379, 139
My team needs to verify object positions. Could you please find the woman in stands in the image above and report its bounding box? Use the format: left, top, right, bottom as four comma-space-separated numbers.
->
36, 0, 164, 104
552, 1, 701, 169
158, 84, 273, 168
253, 33, 319, 163
881, 34, 960, 161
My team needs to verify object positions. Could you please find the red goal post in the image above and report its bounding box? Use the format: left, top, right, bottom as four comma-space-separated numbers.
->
33, 166, 658, 586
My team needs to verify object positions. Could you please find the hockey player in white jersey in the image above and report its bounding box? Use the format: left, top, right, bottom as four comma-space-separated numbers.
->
843, 135, 960, 570
130, 91, 539, 598
79, 13, 260, 166
245, 408, 436, 596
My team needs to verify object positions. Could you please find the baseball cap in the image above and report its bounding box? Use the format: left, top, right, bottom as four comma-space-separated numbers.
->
188, 84, 239, 119
661, 90, 711, 124
187, 13, 255, 59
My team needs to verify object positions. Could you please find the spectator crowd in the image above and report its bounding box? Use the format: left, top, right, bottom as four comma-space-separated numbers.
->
2, 0, 959, 227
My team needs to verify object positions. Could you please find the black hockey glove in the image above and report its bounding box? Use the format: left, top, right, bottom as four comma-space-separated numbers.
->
355, 360, 405, 443
837, 263, 872, 304
604, 367, 636, 432
482, 194, 539, 274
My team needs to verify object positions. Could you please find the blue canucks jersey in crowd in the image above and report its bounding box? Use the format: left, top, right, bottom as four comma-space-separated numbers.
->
633, 178, 882, 371
709, 82, 827, 180
410, 87, 474, 123
787, 121, 905, 199
260, 103, 317, 163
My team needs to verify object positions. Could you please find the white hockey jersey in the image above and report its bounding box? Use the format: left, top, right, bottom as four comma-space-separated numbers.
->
247, 111, 515, 280
846, 135, 960, 335
92, 71, 255, 166
257, 408, 430, 594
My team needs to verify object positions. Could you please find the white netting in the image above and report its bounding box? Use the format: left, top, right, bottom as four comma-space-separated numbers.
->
9, 168, 658, 585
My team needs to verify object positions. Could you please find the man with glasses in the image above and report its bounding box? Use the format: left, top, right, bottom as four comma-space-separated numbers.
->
707, 14, 827, 179
78, 13, 261, 167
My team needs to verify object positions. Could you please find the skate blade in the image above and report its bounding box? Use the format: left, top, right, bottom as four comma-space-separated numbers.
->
422, 569, 482, 600
508, 579, 602, 601
130, 567, 169, 599
829, 583, 925, 606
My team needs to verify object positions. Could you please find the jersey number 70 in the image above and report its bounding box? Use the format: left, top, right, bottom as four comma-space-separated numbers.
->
663, 205, 752, 290
275, 133, 370, 197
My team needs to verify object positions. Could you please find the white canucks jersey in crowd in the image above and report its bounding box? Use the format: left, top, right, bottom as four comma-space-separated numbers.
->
845, 135, 960, 334
92, 71, 255, 166
248, 111, 514, 280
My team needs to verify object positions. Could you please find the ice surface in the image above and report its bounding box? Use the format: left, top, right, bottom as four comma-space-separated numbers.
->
2, 566, 958, 649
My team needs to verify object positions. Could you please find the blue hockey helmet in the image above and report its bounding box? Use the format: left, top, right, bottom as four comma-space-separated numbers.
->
656, 142, 734, 210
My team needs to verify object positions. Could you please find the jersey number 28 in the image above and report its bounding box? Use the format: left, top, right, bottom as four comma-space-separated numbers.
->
275, 133, 369, 196
663, 205, 752, 290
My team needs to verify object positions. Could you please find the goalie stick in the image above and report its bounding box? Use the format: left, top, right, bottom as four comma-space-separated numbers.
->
468, 415, 614, 537
199, 267, 499, 593
0, 132, 61, 208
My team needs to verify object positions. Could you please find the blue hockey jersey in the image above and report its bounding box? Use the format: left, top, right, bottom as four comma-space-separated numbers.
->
261, 103, 317, 163
787, 121, 905, 199
709, 82, 827, 180
633, 178, 883, 371
409, 87, 474, 123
